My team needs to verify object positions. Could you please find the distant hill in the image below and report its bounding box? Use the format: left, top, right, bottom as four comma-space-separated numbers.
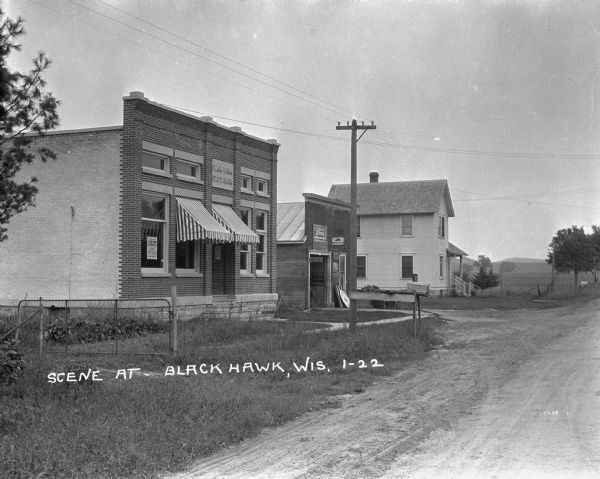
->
497, 257, 546, 264
493, 258, 551, 275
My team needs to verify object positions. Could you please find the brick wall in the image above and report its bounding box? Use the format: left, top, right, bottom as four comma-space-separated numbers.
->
0, 128, 122, 300
120, 93, 279, 302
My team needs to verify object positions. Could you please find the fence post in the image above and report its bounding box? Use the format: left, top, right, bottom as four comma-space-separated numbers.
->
15, 303, 21, 341
65, 300, 69, 355
171, 286, 178, 358
114, 300, 119, 355
38, 297, 44, 361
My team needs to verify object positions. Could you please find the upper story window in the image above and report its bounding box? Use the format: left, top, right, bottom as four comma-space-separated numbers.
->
175, 158, 202, 182
142, 150, 169, 175
400, 215, 413, 236
256, 179, 269, 196
438, 215, 446, 238
241, 175, 252, 193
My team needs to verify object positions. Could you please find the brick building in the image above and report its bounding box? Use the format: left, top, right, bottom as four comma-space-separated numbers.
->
0, 92, 279, 317
277, 193, 351, 308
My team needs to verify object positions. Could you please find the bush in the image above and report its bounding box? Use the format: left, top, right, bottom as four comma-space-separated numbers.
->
45, 316, 169, 344
0, 338, 24, 384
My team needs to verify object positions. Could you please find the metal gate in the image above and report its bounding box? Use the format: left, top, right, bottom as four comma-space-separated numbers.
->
5, 298, 172, 357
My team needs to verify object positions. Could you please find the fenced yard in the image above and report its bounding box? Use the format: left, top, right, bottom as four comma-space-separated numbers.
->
1, 299, 173, 359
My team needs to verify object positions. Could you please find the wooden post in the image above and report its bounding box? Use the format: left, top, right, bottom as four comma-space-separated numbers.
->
171, 286, 178, 357
412, 295, 417, 339
38, 297, 44, 361
114, 300, 119, 355
417, 295, 422, 337
15, 304, 21, 342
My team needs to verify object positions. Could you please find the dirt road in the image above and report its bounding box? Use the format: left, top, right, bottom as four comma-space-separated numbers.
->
167, 299, 600, 479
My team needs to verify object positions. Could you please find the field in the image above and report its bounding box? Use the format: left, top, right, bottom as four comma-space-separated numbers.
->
464, 259, 596, 296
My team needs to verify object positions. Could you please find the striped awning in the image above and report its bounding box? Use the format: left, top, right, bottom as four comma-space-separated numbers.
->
176, 197, 232, 243
212, 204, 259, 244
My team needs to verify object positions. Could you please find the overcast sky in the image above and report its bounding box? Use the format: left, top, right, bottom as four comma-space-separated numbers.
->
5, 0, 600, 261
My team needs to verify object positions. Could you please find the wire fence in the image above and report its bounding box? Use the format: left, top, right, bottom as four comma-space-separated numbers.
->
1, 298, 172, 357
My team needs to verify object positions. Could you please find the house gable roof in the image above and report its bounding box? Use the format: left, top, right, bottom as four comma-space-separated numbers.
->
328, 179, 455, 217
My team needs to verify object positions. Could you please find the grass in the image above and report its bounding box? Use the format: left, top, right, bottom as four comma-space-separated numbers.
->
421, 284, 600, 311
1, 315, 436, 479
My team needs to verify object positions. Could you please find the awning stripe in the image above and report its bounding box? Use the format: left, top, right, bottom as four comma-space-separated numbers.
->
176, 197, 232, 243
212, 204, 260, 244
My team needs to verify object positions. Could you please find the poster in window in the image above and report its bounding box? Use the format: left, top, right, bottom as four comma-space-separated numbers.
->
313, 224, 327, 252
147, 236, 158, 260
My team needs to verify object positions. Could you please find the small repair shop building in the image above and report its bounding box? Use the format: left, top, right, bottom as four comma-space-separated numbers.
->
0, 92, 279, 317
277, 193, 351, 308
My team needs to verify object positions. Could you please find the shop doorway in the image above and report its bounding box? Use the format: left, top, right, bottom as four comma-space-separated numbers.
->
212, 243, 234, 295
309, 253, 331, 308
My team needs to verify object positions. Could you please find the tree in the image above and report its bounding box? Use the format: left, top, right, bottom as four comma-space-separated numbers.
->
472, 264, 502, 294
547, 226, 594, 291
0, 10, 59, 241
473, 255, 492, 270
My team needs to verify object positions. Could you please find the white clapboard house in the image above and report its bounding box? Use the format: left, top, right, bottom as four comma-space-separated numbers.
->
328, 172, 469, 295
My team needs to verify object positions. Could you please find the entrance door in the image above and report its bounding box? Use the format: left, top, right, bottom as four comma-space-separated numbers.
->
211, 244, 227, 295
309, 254, 330, 307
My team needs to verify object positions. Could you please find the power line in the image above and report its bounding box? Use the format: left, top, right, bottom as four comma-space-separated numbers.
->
97, 0, 361, 121
30, 0, 338, 124
167, 103, 600, 159
66, 0, 355, 121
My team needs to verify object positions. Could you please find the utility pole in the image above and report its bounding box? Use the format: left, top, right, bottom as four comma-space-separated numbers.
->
336, 119, 376, 331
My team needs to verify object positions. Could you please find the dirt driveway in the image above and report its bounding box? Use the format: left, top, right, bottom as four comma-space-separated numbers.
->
166, 299, 600, 479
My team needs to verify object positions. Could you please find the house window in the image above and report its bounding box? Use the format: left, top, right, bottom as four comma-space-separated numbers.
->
141, 192, 167, 271
357, 255, 367, 279
256, 179, 269, 195
401, 215, 413, 236
357, 215, 361, 237
241, 175, 252, 192
401, 255, 413, 279
256, 211, 267, 273
438, 215, 445, 238
439, 255, 445, 279
176, 241, 199, 270
142, 150, 169, 174
175, 158, 201, 182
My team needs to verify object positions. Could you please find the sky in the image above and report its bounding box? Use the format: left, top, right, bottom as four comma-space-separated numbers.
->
4, 0, 600, 261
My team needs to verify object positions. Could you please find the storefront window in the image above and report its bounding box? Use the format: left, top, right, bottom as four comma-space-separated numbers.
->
176, 240, 197, 270
141, 193, 167, 270
256, 211, 267, 273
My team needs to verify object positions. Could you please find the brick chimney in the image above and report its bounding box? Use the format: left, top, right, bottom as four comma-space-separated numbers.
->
369, 171, 379, 183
